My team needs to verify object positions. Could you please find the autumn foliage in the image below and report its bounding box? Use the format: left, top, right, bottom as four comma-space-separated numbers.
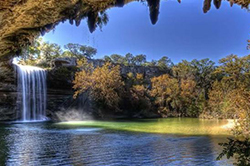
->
73, 58, 124, 111
73, 55, 250, 136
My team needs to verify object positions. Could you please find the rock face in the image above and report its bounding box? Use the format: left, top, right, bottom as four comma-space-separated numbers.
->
46, 58, 170, 121
0, 61, 18, 121
0, 57, 170, 121
52, 57, 77, 68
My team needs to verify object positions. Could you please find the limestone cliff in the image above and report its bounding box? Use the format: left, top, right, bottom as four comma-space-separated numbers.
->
46, 58, 170, 121
0, 61, 17, 121
0, 58, 170, 121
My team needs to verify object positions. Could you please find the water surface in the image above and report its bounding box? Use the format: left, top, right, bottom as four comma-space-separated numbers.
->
58, 118, 232, 136
0, 118, 233, 165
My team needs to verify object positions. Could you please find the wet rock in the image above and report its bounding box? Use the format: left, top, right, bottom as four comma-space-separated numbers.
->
0, 60, 18, 121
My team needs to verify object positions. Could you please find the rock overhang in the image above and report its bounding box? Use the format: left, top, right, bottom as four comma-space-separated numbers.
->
0, 0, 249, 60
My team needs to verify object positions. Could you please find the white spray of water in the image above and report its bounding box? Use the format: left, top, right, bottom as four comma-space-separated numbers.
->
13, 59, 47, 121
55, 109, 93, 122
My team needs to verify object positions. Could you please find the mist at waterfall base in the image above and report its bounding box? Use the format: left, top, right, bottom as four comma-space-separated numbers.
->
13, 58, 48, 122
55, 109, 94, 122
54, 92, 95, 121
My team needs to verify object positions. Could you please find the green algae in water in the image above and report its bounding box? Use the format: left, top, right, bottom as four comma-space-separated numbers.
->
56, 118, 232, 136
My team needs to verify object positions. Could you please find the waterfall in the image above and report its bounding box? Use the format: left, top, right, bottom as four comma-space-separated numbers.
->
14, 61, 47, 121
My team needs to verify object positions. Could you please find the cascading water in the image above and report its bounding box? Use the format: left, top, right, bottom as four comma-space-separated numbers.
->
14, 60, 47, 121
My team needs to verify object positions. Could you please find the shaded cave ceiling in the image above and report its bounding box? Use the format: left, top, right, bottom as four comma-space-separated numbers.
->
0, 0, 249, 60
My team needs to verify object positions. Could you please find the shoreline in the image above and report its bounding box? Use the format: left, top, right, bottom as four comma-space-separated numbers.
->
221, 119, 235, 130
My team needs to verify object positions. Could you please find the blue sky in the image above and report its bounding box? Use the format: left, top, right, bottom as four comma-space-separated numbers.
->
43, 0, 250, 63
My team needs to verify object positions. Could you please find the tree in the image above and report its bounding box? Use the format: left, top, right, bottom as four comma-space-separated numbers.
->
190, 58, 215, 100
143, 60, 157, 67
64, 43, 97, 59
157, 56, 173, 70
19, 38, 42, 65
128, 73, 152, 115
133, 54, 146, 65
61, 50, 73, 57
206, 55, 250, 165
226, 88, 250, 138
179, 78, 198, 116
110, 54, 125, 64
150, 74, 180, 116
208, 55, 250, 118
104, 53, 147, 66
103, 55, 112, 62
172, 60, 194, 80
207, 80, 232, 118
173, 59, 215, 99
73, 58, 124, 111
214, 55, 250, 89
27, 37, 42, 59
124, 53, 134, 66
216, 88, 250, 166
40, 42, 62, 64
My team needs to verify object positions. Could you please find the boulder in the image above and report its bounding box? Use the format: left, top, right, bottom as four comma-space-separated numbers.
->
52, 57, 77, 68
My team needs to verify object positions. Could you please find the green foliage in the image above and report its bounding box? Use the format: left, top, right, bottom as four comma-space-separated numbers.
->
156, 56, 173, 70
150, 74, 180, 116
107, 53, 147, 66
173, 58, 215, 101
19, 38, 97, 68
125, 53, 134, 65
217, 138, 250, 166
110, 54, 126, 64
27, 38, 42, 59
53, 66, 73, 79
41, 42, 62, 62
208, 55, 250, 118
133, 54, 146, 65
213, 55, 250, 165
104, 53, 173, 69
143, 60, 157, 67
103, 55, 112, 62
149, 74, 199, 117
190, 58, 215, 99
64, 43, 97, 59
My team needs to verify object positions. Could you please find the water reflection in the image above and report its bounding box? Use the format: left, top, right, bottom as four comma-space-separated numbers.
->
0, 122, 234, 165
